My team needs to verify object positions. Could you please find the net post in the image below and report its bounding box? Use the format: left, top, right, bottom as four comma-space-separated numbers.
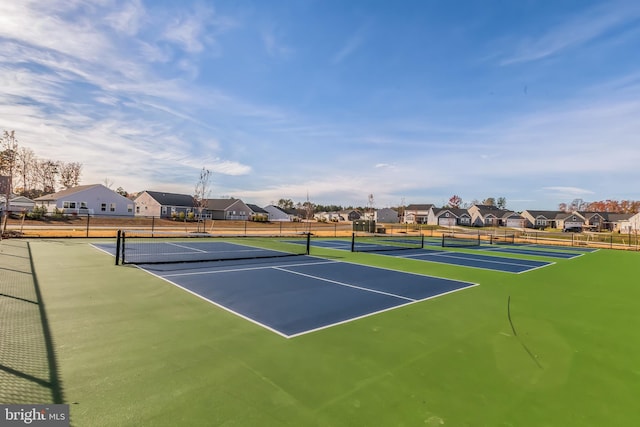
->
115, 230, 121, 265
121, 231, 126, 264
441, 234, 445, 247
420, 234, 424, 249
351, 233, 356, 252
305, 232, 311, 255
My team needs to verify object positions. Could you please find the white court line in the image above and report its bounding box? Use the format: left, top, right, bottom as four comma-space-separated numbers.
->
133, 256, 480, 339
394, 251, 554, 274
167, 242, 209, 253
134, 265, 291, 338
401, 251, 544, 268
272, 266, 416, 302
162, 259, 339, 277
287, 283, 480, 339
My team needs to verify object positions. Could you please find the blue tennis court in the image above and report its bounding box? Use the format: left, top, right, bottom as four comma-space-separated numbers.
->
467, 245, 584, 259
311, 239, 552, 273
93, 242, 477, 338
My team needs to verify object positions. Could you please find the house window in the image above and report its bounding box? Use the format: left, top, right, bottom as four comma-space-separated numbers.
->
80, 202, 88, 209
136, 206, 140, 214
63, 201, 76, 209
101, 203, 107, 212
110, 203, 116, 212
162, 207, 167, 215
127, 204, 133, 213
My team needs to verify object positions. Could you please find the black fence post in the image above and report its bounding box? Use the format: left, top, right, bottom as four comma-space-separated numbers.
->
115, 230, 121, 265
86, 214, 90, 237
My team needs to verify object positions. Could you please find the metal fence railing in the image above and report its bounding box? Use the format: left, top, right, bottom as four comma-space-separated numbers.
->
1, 215, 638, 251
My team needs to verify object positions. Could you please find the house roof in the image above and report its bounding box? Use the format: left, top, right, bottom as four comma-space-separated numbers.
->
432, 207, 470, 217
605, 213, 634, 222
578, 211, 635, 222
523, 210, 562, 219
265, 205, 289, 215
142, 190, 194, 207
555, 212, 585, 220
34, 184, 103, 201
282, 208, 305, 217
473, 204, 512, 217
205, 198, 243, 210
246, 204, 268, 214
405, 204, 433, 211
502, 212, 523, 219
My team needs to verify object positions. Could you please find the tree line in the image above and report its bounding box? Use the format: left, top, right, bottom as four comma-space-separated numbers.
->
0, 130, 82, 198
276, 198, 367, 213
559, 198, 640, 214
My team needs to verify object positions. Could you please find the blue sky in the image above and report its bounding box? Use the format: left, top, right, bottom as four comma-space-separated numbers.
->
1, 0, 639, 211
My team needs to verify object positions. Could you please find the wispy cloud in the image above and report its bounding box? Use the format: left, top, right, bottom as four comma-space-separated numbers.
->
500, 1, 640, 65
331, 23, 370, 64
262, 26, 293, 58
541, 187, 595, 199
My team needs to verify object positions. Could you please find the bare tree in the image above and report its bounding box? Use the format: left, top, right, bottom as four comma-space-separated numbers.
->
59, 161, 82, 188
448, 194, 462, 208
58, 162, 82, 188
277, 198, 294, 209
15, 146, 36, 195
36, 160, 59, 194
0, 130, 19, 192
103, 177, 114, 189
496, 197, 507, 209
194, 167, 212, 224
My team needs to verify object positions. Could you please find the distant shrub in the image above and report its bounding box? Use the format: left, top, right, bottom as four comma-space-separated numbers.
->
27, 206, 48, 220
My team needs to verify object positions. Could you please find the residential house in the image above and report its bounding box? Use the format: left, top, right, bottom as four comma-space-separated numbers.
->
375, 208, 399, 224
555, 212, 586, 231
579, 212, 608, 231
134, 190, 195, 218
246, 204, 269, 221
428, 208, 472, 227
605, 213, 638, 233
521, 210, 588, 231
521, 210, 561, 229
502, 211, 526, 228
339, 209, 362, 221
204, 198, 252, 220
0, 195, 36, 214
282, 208, 307, 221
263, 205, 291, 222
314, 211, 340, 222
34, 184, 134, 216
403, 204, 434, 224
468, 204, 512, 227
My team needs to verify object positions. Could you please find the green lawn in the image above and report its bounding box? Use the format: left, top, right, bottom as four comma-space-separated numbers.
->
5, 239, 640, 426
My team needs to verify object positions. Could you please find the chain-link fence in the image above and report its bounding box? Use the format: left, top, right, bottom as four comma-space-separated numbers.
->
2, 215, 638, 251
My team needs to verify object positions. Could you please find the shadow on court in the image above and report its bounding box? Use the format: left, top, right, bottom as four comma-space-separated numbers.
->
0, 239, 65, 404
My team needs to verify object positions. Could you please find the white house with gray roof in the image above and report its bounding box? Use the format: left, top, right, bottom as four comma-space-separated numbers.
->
34, 184, 134, 216
134, 190, 195, 218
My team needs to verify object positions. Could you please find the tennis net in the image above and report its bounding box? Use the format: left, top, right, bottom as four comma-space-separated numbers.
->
490, 234, 515, 245
441, 234, 481, 247
115, 230, 310, 265
351, 232, 424, 252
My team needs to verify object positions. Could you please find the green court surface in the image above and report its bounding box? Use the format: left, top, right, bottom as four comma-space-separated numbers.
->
2, 238, 639, 426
